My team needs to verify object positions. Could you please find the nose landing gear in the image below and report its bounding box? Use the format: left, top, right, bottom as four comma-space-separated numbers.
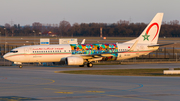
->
19, 65, 23, 68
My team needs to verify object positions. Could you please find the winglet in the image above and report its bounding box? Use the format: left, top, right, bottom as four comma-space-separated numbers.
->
81, 39, 86, 44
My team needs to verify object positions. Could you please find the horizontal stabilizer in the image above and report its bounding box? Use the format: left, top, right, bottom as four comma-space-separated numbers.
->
148, 43, 175, 47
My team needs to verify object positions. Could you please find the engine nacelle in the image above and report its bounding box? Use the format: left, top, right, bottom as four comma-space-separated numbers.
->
65, 56, 84, 65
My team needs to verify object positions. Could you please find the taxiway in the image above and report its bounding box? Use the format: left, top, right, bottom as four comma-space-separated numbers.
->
0, 63, 180, 101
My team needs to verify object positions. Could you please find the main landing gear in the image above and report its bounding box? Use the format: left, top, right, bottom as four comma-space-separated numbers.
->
79, 62, 93, 67
87, 62, 93, 67
19, 65, 23, 68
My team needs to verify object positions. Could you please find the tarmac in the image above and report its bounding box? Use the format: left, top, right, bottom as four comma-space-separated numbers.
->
0, 63, 180, 101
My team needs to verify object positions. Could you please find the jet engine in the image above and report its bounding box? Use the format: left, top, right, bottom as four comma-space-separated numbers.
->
65, 56, 84, 65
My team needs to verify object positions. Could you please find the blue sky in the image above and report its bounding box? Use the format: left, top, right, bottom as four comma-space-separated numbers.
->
0, 0, 180, 26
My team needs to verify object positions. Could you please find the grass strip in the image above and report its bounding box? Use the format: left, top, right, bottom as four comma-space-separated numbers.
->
59, 68, 180, 76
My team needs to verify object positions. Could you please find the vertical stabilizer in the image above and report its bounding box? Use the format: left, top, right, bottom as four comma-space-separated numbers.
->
125, 13, 164, 45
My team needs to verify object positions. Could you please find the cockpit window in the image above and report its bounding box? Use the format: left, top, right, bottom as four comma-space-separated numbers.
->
10, 50, 18, 53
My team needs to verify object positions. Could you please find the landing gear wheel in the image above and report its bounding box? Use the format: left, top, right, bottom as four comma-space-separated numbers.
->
19, 65, 23, 68
87, 62, 93, 67
79, 65, 84, 67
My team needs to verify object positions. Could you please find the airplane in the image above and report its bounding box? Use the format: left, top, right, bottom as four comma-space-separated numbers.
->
4, 13, 165, 68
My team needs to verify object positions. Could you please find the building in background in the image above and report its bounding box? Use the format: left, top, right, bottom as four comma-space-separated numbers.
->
59, 38, 77, 44
40, 38, 50, 45
42, 31, 57, 37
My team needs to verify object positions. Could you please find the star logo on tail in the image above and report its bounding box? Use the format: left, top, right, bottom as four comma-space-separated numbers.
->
142, 33, 150, 41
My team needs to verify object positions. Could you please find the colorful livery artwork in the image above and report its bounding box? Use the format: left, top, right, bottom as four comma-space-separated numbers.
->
70, 44, 118, 61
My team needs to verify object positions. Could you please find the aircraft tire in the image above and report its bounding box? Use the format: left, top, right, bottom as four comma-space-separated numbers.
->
19, 65, 23, 68
87, 62, 93, 67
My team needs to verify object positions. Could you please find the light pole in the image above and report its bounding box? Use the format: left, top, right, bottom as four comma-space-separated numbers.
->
4, 28, 6, 35
33, 30, 35, 45
3, 28, 6, 66
0, 32, 2, 55
0, 32, 1, 43
5, 42, 8, 54
26, 41, 29, 46
4, 28, 6, 54
39, 32, 42, 37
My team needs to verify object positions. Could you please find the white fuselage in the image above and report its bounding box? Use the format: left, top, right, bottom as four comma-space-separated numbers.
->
3, 43, 158, 63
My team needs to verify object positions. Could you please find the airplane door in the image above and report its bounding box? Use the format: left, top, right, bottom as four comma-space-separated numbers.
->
24, 48, 29, 53
24, 48, 30, 62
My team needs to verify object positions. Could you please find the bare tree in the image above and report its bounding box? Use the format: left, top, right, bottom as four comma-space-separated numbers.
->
69, 23, 80, 37
59, 20, 71, 37
32, 22, 42, 34
170, 20, 179, 25
117, 20, 130, 25
4, 23, 11, 29
23, 25, 31, 36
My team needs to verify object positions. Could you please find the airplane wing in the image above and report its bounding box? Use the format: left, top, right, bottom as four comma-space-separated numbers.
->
80, 51, 125, 57
77, 51, 126, 61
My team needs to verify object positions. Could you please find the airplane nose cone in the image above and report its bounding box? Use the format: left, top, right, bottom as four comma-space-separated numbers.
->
3, 54, 8, 59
